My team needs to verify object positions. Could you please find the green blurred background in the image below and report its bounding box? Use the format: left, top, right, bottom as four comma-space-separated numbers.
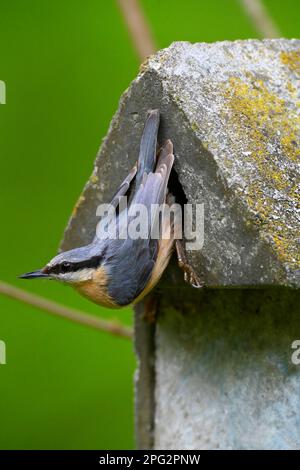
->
0, 0, 298, 450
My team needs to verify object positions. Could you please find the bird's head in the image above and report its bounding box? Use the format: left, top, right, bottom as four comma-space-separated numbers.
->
19, 244, 103, 285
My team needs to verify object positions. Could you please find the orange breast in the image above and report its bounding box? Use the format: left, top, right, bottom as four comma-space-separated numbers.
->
74, 266, 118, 309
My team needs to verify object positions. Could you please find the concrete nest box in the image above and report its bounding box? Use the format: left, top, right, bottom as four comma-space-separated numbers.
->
61, 40, 300, 450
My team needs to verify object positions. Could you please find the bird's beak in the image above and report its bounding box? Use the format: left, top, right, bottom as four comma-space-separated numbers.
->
19, 269, 49, 279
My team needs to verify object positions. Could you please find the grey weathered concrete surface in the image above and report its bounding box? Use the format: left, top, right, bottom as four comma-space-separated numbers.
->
155, 286, 300, 450
62, 39, 300, 288
134, 303, 156, 450
59, 40, 300, 449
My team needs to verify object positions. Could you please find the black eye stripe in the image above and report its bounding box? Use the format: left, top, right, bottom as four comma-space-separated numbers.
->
49, 256, 102, 275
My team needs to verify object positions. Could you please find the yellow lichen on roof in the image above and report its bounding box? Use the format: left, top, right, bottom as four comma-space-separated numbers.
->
222, 76, 300, 269
280, 50, 300, 75
71, 194, 86, 218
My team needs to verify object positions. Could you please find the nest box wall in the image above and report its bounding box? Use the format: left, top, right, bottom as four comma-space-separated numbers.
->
61, 40, 300, 450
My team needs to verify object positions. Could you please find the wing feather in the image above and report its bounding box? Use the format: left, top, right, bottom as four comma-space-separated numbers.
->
106, 139, 175, 305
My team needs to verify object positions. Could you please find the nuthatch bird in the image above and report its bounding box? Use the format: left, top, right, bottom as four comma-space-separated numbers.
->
20, 110, 202, 308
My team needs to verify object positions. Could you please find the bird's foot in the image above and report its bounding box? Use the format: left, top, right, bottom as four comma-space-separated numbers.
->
175, 240, 204, 288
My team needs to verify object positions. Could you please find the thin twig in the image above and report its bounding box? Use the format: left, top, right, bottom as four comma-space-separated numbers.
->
0, 280, 133, 339
117, 0, 156, 62
239, 0, 281, 38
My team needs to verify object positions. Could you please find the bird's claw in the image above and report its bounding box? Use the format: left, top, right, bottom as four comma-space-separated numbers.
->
175, 240, 204, 289
181, 262, 204, 288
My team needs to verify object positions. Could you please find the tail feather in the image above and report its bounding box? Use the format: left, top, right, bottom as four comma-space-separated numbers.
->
155, 139, 174, 175
154, 140, 174, 203
135, 109, 160, 188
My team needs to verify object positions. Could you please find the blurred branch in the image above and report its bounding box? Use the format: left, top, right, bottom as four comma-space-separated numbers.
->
117, 0, 156, 62
239, 0, 281, 38
0, 280, 133, 340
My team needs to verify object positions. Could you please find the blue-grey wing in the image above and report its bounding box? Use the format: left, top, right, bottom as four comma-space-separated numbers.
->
109, 164, 137, 208
133, 139, 174, 211
92, 164, 137, 244
106, 141, 174, 306
93, 109, 159, 244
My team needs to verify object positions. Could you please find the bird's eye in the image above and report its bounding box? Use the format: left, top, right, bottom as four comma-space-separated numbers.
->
61, 262, 71, 271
